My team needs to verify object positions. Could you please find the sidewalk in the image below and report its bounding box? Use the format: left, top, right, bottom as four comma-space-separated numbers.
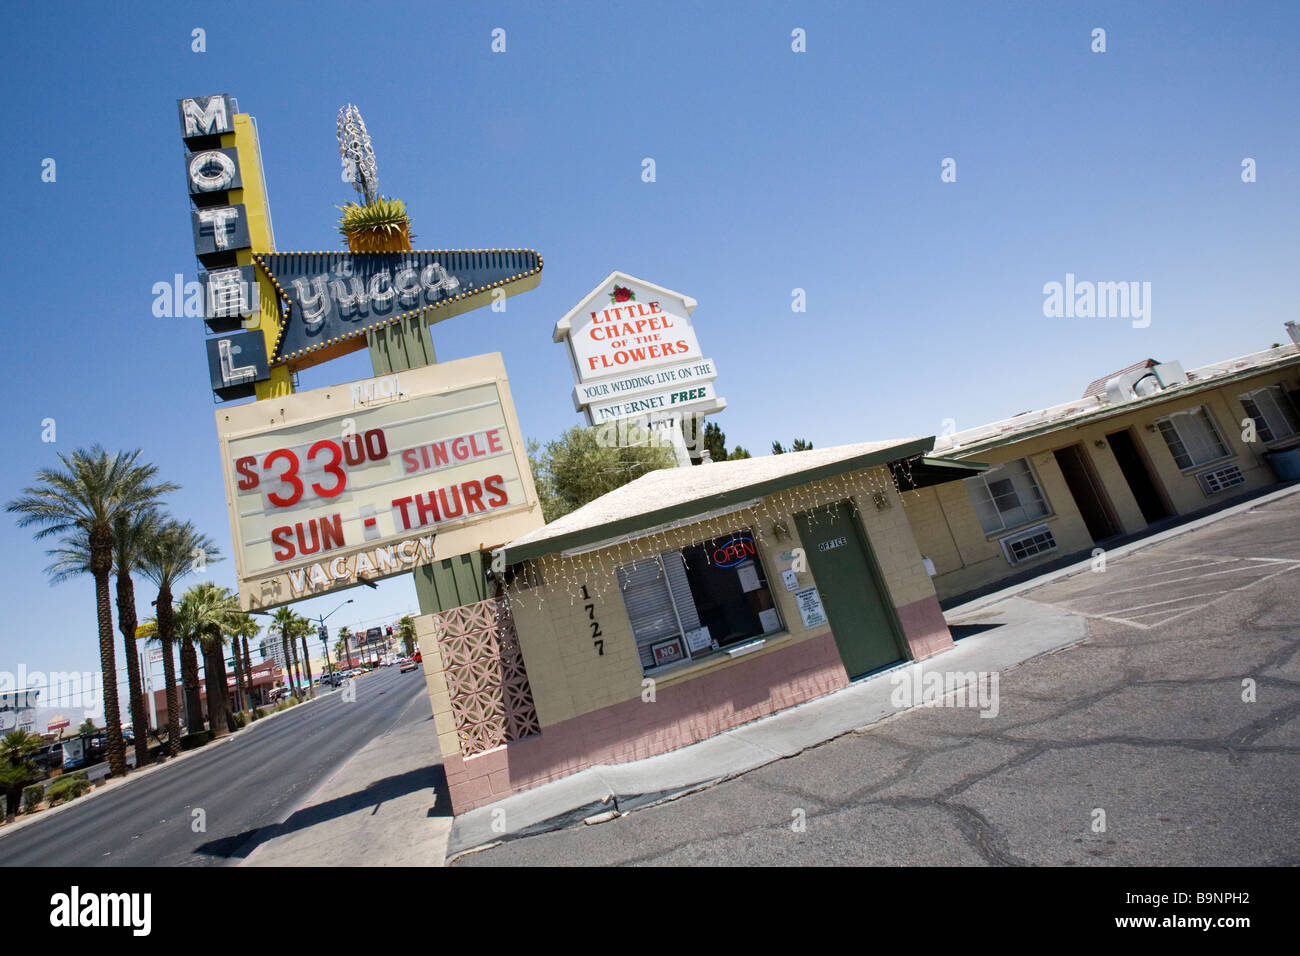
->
445, 595, 1087, 860
240, 688, 452, 867
443, 481, 1300, 861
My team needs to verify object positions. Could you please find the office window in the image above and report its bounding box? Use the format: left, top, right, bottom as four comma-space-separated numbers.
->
1239, 386, 1300, 443
965, 458, 1049, 534
616, 529, 782, 673
1155, 406, 1229, 470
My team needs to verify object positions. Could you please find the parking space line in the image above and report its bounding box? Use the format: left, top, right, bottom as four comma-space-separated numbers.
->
1070, 562, 1300, 629
1100, 562, 1283, 596
1097, 592, 1233, 616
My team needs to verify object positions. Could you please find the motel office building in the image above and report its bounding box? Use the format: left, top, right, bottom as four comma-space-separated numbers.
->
904, 342, 1300, 604
411, 439, 983, 813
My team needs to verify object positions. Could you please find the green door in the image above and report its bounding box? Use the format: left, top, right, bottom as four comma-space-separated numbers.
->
794, 501, 905, 679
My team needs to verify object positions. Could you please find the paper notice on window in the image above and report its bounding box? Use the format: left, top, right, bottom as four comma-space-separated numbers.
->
736, 562, 761, 593
794, 587, 827, 629
759, 608, 781, 634
685, 626, 713, 653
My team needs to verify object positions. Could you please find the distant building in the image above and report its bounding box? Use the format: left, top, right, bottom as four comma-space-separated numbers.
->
0, 690, 39, 734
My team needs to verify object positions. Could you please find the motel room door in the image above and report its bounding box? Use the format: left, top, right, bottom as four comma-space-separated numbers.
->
1106, 428, 1173, 524
794, 501, 906, 679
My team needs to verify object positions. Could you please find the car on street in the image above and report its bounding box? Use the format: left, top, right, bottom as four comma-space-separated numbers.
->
399, 657, 418, 673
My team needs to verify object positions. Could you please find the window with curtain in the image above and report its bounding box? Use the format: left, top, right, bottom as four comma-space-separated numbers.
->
1155, 406, 1230, 470
1239, 386, 1300, 444
964, 458, 1049, 534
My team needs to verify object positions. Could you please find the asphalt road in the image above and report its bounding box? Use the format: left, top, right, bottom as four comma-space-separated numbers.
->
457, 492, 1300, 866
0, 665, 428, 867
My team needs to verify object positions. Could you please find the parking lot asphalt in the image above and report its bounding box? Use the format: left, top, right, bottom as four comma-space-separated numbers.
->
454, 492, 1300, 866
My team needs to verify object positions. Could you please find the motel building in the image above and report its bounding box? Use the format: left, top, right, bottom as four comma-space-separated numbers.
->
902, 334, 1300, 604
410, 439, 987, 813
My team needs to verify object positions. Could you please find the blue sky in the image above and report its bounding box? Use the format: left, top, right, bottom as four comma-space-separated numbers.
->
2, 1, 1297, 715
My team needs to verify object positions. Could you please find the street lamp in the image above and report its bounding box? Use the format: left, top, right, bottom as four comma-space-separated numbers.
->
317, 599, 354, 681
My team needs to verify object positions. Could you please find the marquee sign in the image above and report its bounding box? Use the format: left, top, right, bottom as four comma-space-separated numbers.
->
215, 353, 544, 611
555, 271, 725, 426
254, 249, 542, 368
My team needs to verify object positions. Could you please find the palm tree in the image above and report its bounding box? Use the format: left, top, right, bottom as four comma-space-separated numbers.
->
7, 447, 178, 778
289, 621, 304, 697
337, 628, 352, 667
112, 508, 164, 766
178, 582, 242, 738
0, 729, 42, 822
45, 512, 161, 767
230, 613, 260, 708
177, 613, 205, 734
46, 512, 162, 765
398, 615, 416, 657
297, 617, 316, 698
139, 521, 219, 755
271, 607, 298, 698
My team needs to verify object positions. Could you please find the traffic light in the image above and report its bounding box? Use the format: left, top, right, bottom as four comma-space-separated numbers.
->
385, 626, 393, 637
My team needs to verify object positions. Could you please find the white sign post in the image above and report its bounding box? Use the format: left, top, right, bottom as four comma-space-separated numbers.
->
554, 272, 726, 466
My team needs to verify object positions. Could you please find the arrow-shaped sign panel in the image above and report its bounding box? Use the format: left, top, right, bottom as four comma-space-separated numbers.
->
255, 249, 542, 369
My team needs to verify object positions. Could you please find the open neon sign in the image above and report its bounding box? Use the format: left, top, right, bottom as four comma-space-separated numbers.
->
713, 536, 755, 567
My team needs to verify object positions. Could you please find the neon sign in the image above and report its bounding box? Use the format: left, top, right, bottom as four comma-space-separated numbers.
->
713, 536, 755, 568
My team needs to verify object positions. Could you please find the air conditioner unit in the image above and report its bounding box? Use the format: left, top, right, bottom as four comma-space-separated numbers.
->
999, 524, 1058, 564
1195, 464, 1245, 496
1153, 361, 1186, 387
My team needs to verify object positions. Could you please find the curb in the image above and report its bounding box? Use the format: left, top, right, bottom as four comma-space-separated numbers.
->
445, 606, 1091, 861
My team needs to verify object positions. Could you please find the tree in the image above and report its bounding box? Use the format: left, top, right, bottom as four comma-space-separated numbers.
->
178, 582, 242, 738
528, 426, 677, 522
112, 508, 164, 767
397, 616, 417, 657
0, 730, 42, 822
78, 717, 97, 736
140, 521, 219, 755
7, 446, 178, 778
701, 421, 728, 463
43, 511, 161, 767
272, 608, 299, 697
697, 420, 752, 463
334, 631, 350, 666
230, 613, 260, 708
771, 439, 814, 455
287, 614, 309, 697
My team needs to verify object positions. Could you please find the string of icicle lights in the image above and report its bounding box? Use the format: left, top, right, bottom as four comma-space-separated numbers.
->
495, 460, 920, 618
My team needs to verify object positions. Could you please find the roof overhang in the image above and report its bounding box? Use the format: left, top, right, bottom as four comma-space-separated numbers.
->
939, 351, 1300, 459
503, 437, 935, 564
892, 455, 989, 489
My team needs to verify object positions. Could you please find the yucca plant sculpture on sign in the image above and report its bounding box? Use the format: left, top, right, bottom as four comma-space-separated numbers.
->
336, 104, 411, 253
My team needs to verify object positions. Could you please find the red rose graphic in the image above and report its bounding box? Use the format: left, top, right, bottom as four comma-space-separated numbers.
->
610, 285, 635, 303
